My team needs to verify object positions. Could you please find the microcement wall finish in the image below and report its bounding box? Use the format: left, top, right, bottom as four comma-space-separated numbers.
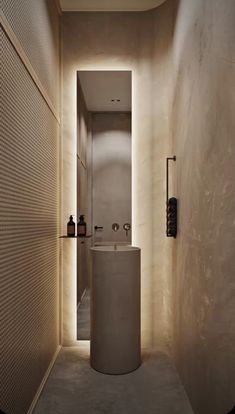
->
61, 3, 235, 413
92, 113, 132, 244
171, 1, 235, 413
61, 5, 174, 349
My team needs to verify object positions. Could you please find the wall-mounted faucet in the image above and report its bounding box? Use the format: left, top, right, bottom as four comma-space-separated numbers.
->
123, 223, 131, 237
94, 225, 103, 231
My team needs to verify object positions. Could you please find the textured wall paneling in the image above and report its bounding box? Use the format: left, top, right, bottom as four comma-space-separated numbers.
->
0, 10, 60, 123
1, 0, 60, 111
0, 2, 60, 413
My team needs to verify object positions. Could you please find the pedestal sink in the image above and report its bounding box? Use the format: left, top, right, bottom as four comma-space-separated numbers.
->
90, 245, 141, 375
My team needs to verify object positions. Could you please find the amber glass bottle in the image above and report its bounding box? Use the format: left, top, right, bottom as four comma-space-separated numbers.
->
77, 215, 86, 237
67, 215, 75, 237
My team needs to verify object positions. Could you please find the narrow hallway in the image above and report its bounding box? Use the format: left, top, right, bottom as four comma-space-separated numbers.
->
1, 0, 235, 413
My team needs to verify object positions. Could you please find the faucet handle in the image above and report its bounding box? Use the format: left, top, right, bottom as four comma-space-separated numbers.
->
112, 223, 119, 232
94, 226, 103, 231
123, 223, 131, 237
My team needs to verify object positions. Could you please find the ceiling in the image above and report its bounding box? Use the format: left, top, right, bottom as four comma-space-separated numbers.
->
60, 0, 166, 12
78, 71, 131, 112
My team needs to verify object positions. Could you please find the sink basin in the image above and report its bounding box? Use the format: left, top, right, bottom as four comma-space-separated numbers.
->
90, 245, 141, 374
94, 241, 129, 247
92, 245, 136, 251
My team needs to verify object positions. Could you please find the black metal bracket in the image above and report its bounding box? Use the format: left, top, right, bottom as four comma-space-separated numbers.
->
166, 156, 177, 238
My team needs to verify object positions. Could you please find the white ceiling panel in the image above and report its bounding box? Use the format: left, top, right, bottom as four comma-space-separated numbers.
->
60, 0, 166, 12
78, 71, 131, 112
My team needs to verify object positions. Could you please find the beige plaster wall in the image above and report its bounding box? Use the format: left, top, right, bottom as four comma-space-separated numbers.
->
62, 3, 235, 411
92, 112, 132, 244
171, 0, 235, 413
151, 2, 176, 350
76, 80, 91, 303
61, 6, 174, 348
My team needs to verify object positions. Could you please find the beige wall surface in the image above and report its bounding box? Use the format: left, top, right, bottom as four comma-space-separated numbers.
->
92, 112, 132, 244
171, 0, 235, 413
62, 5, 235, 413
0, 1, 60, 413
151, 3, 176, 351
61, 6, 174, 348
77, 80, 92, 303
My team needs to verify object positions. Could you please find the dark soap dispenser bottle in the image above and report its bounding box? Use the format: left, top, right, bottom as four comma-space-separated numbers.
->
77, 215, 86, 237
67, 215, 75, 237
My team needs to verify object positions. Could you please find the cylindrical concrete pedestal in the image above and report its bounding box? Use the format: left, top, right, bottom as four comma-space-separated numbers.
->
90, 245, 141, 375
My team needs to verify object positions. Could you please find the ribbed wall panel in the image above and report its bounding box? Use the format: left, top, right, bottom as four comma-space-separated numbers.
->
0, 23, 60, 414
1, 0, 60, 110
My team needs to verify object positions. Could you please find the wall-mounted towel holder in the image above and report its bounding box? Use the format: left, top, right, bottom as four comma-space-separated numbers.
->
166, 156, 177, 238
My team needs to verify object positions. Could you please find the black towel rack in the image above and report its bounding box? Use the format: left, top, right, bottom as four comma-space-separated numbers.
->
166, 156, 177, 238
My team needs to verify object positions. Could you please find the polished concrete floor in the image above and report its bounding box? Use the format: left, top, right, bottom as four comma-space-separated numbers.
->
34, 343, 194, 414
